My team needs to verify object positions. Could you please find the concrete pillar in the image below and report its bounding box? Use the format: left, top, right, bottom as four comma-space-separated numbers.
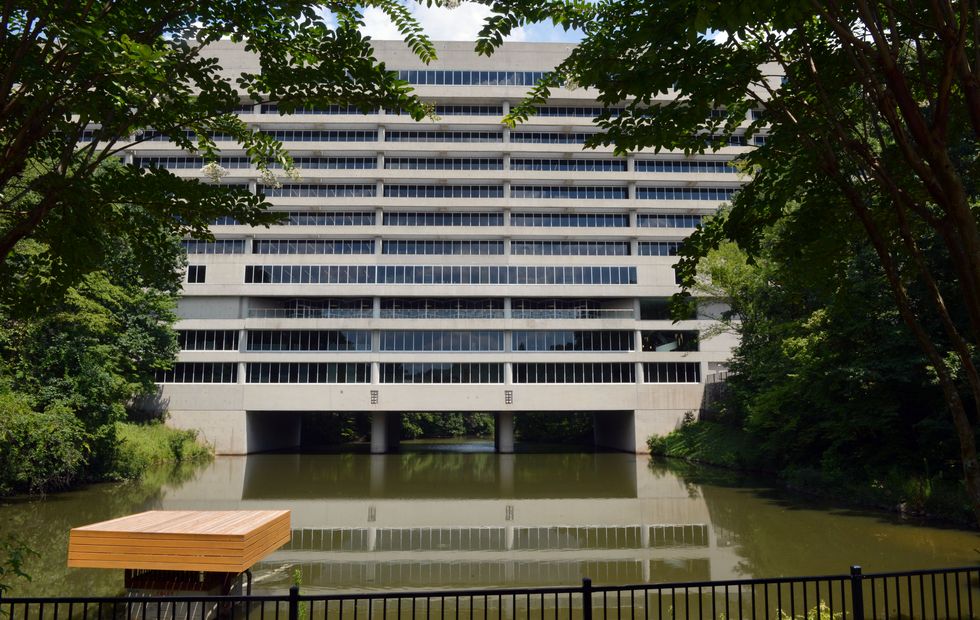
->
371, 412, 400, 453
495, 411, 515, 453
371, 411, 388, 454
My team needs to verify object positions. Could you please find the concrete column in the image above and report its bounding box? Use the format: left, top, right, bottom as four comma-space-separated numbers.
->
628, 181, 637, 201
371, 362, 380, 385
504, 297, 512, 319
626, 153, 636, 173
371, 411, 388, 454
495, 411, 515, 453
373, 296, 381, 319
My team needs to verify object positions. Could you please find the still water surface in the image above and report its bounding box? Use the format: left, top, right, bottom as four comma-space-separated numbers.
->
1, 444, 978, 596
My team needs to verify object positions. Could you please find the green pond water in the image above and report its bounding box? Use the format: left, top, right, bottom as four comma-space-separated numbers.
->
1, 443, 978, 597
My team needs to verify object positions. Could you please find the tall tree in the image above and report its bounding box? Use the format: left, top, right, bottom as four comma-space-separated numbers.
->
476, 1, 980, 524
0, 0, 437, 283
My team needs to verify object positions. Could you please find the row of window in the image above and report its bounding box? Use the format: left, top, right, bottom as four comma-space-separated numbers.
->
135, 155, 740, 174
248, 330, 372, 351
243, 265, 638, 285
510, 132, 593, 144
249, 184, 734, 201
634, 160, 738, 174
264, 130, 377, 142
511, 186, 628, 200
133, 127, 761, 148
637, 214, 704, 228
511, 241, 630, 256
637, 187, 737, 201
511, 213, 628, 228
385, 131, 502, 143
381, 362, 503, 384
395, 70, 548, 86
208, 211, 707, 229
247, 102, 759, 121
182, 239, 246, 254
383, 240, 504, 255
188, 239, 677, 256
176, 330, 700, 353
510, 158, 626, 172
247, 362, 370, 383
513, 362, 635, 384
258, 184, 376, 198
178, 330, 240, 351
384, 185, 504, 198
385, 157, 503, 170
155, 362, 701, 384
380, 331, 504, 352
637, 241, 683, 256
253, 240, 376, 254
513, 331, 634, 352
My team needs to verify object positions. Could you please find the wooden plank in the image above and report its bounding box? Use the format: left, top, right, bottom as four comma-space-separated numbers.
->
67, 510, 291, 572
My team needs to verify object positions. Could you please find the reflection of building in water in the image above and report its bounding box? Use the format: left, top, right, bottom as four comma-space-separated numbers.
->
161, 455, 744, 590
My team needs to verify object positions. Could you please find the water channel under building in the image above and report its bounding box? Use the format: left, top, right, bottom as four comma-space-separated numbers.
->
2, 443, 979, 597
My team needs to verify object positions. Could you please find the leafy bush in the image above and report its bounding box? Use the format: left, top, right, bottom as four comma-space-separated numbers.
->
0, 392, 87, 494
111, 422, 212, 479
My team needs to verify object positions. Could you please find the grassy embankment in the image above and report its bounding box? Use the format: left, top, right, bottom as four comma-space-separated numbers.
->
648, 419, 975, 527
111, 421, 213, 479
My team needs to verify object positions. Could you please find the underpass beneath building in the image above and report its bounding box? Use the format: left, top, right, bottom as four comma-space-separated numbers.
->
237, 409, 665, 454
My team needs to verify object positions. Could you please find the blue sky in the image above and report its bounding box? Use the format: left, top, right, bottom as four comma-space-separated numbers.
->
358, 2, 583, 43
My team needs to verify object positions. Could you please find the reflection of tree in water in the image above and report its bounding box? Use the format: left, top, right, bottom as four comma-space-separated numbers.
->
651, 458, 980, 579
0, 462, 209, 597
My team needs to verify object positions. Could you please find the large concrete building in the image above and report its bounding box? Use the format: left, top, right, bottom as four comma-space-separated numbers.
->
144, 41, 745, 455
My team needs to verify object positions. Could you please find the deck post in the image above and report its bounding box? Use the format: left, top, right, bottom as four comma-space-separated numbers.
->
289, 585, 300, 620
582, 578, 593, 620
850, 566, 865, 620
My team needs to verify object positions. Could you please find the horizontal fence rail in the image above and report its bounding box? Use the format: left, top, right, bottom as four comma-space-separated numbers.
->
3, 565, 979, 619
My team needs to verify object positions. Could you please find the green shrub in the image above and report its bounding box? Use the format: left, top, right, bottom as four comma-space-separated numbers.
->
646, 420, 761, 470
111, 422, 212, 479
0, 392, 88, 495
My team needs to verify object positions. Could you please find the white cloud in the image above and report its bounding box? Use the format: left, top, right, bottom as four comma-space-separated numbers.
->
360, 1, 527, 42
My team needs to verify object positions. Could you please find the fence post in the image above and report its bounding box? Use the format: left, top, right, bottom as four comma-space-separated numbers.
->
289, 585, 300, 620
850, 566, 865, 620
582, 578, 593, 620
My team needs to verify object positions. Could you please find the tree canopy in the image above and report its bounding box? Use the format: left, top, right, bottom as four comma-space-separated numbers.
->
475, 0, 980, 524
0, 0, 439, 287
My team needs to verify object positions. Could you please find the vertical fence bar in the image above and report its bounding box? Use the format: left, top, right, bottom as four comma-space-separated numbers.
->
289, 586, 299, 620
850, 566, 865, 620
582, 579, 592, 620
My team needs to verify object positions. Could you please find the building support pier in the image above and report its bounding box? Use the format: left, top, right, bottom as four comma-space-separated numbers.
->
371, 412, 401, 454
494, 411, 514, 453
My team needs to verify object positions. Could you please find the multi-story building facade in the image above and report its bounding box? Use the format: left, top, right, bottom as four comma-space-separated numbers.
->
144, 41, 744, 455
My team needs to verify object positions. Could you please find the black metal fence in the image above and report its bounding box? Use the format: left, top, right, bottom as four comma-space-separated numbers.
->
2, 565, 979, 619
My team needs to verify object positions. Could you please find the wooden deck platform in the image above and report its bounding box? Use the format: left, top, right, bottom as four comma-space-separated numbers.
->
67, 510, 291, 572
